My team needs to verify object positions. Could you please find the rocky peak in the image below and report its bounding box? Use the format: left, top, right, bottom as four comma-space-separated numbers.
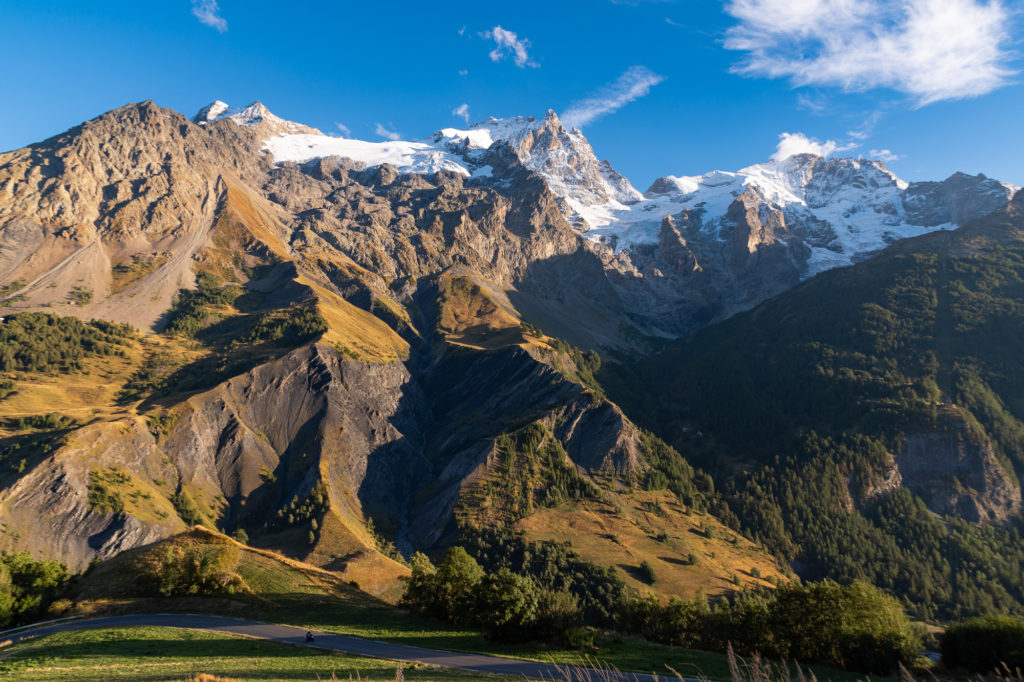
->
193, 100, 321, 136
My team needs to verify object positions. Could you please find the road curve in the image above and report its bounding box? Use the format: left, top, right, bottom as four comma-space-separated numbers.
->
1, 613, 701, 681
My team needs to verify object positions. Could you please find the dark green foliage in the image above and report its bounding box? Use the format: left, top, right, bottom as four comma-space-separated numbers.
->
402, 548, 578, 644
474, 567, 541, 641
117, 352, 180, 403
87, 470, 126, 515
2, 413, 80, 432
941, 615, 1024, 673
637, 559, 657, 585
638, 431, 727, 519
0, 551, 70, 627
549, 338, 604, 398
267, 480, 329, 532
459, 526, 627, 625
171, 490, 204, 526
68, 286, 93, 306
457, 422, 599, 524
241, 305, 327, 345
604, 208, 1024, 620
401, 547, 483, 625
0, 279, 26, 299
534, 588, 584, 643
0, 429, 69, 478
0, 312, 130, 373
619, 580, 919, 674
164, 273, 241, 337
0, 379, 16, 399
138, 544, 244, 597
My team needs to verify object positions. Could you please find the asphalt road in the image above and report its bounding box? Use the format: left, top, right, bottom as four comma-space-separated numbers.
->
1, 613, 700, 681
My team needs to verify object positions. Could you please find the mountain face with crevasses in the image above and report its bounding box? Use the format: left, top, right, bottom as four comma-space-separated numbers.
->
233, 100, 1016, 337
243, 101, 1015, 268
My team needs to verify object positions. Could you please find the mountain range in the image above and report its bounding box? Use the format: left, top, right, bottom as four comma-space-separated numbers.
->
0, 99, 1021, 620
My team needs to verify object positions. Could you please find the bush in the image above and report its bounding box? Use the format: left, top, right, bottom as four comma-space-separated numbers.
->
534, 588, 584, 643
637, 559, 657, 585
619, 579, 919, 674
0, 551, 70, 627
139, 544, 244, 597
941, 615, 1024, 673
475, 568, 540, 641
401, 548, 483, 625
766, 580, 920, 673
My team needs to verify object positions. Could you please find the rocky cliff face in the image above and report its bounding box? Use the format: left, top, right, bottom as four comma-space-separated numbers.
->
0, 101, 658, 571
0, 98, 1018, 582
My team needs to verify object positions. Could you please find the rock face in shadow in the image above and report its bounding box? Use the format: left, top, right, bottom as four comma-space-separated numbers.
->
894, 432, 1021, 523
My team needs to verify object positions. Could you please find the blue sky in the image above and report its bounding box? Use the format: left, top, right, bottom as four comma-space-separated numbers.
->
1, 0, 1022, 187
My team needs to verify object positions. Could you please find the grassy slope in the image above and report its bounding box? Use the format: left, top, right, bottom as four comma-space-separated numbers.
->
63, 529, 872, 682
516, 490, 787, 600
0, 627, 514, 681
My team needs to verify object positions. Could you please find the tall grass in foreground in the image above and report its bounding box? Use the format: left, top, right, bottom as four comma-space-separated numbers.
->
302, 646, 1024, 682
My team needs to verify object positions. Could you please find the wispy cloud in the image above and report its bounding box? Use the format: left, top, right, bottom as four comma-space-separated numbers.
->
334, 122, 351, 137
796, 92, 828, 114
870, 148, 901, 162
374, 123, 401, 141
724, 0, 1015, 106
561, 66, 664, 129
191, 0, 227, 32
458, 69, 469, 77
847, 111, 883, 141
483, 26, 538, 68
452, 103, 471, 123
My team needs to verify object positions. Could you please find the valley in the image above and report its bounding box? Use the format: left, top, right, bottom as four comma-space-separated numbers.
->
0, 96, 1021, 679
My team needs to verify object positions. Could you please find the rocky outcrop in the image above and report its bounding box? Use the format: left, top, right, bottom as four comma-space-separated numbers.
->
0, 418, 184, 571
893, 432, 1021, 523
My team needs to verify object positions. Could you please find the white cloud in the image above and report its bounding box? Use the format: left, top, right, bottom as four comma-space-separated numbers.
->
458, 69, 469, 77
334, 122, 351, 137
452, 103, 471, 123
772, 132, 840, 161
724, 0, 1015, 105
483, 26, 538, 68
191, 0, 227, 32
870, 148, 901, 162
374, 123, 401, 141
561, 66, 665, 129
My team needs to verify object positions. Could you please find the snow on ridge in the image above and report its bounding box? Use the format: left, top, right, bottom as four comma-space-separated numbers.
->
194, 100, 318, 134
263, 134, 474, 177
211, 100, 1012, 278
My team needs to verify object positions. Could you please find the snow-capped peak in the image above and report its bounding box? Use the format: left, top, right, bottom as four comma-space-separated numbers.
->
238, 100, 1015, 280
193, 100, 321, 135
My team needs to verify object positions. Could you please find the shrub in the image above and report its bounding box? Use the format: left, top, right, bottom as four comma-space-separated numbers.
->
401, 547, 483, 625
140, 544, 244, 597
941, 615, 1024, 673
638, 559, 657, 585
766, 580, 919, 673
474, 568, 540, 641
0, 551, 70, 627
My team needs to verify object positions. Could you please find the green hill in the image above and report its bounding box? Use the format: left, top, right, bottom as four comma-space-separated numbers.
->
604, 193, 1024, 621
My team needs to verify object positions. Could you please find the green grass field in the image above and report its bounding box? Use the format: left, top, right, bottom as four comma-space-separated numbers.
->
0, 627, 518, 681
62, 530, 881, 682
